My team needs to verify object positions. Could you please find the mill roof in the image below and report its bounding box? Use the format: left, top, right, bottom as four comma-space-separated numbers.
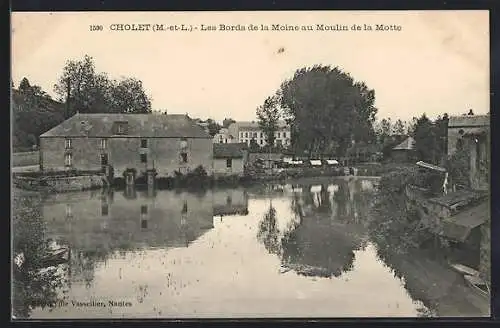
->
448, 115, 490, 128
230, 121, 289, 131
40, 113, 211, 138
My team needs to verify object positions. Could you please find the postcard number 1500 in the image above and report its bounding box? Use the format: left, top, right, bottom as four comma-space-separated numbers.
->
90, 25, 104, 31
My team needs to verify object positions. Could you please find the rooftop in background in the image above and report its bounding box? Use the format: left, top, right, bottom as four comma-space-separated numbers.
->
229, 121, 289, 130
448, 115, 490, 128
213, 143, 248, 159
40, 113, 211, 138
393, 136, 416, 151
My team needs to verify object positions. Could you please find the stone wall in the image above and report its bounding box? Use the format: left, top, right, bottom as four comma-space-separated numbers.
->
40, 137, 213, 178
479, 223, 491, 284
43, 175, 104, 192
12, 151, 39, 167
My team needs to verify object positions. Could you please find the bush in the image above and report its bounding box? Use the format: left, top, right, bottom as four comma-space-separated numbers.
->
368, 167, 437, 252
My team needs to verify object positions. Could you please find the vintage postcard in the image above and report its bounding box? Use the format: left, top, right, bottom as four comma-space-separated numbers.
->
11, 10, 490, 319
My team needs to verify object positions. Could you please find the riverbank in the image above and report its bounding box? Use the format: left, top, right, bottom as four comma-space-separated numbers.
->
12, 162, 402, 193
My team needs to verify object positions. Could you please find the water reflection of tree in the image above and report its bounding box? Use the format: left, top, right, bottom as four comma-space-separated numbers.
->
256, 205, 282, 256
258, 182, 370, 279
12, 191, 67, 319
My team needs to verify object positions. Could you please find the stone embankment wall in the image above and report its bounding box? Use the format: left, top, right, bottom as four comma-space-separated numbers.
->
479, 222, 491, 284
14, 174, 104, 193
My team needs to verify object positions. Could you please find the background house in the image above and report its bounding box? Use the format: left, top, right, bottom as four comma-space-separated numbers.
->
447, 115, 490, 191
390, 136, 416, 163
213, 128, 234, 144
228, 121, 291, 148
39, 113, 213, 178
447, 115, 489, 156
212, 143, 248, 177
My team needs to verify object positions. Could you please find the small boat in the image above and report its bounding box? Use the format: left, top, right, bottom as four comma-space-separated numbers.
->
464, 274, 490, 298
39, 247, 70, 268
450, 263, 480, 276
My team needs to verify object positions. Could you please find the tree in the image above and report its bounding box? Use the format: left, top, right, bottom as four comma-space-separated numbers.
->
222, 118, 236, 128
393, 119, 406, 135
108, 78, 152, 113
54, 55, 152, 116
376, 118, 392, 144
407, 117, 419, 135
279, 65, 378, 157
256, 95, 281, 148
54, 55, 101, 116
413, 114, 435, 163
206, 119, 221, 137
249, 138, 260, 152
12, 78, 66, 151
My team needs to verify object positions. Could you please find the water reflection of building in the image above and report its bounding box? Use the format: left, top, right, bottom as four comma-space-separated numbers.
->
42, 189, 215, 285
212, 188, 249, 216
43, 189, 215, 252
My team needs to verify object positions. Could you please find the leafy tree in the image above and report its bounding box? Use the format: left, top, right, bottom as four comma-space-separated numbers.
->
278, 65, 377, 157
374, 118, 393, 145
406, 117, 418, 135
413, 114, 435, 162
257, 95, 281, 148
206, 119, 221, 137
413, 113, 448, 164
393, 119, 406, 135
54, 55, 151, 116
222, 118, 236, 128
249, 138, 260, 152
12, 78, 65, 151
108, 78, 152, 113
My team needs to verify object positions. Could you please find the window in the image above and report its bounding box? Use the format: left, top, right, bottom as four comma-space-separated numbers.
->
140, 153, 147, 163
253, 132, 257, 138
181, 201, 188, 214
141, 139, 148, 148
283, 132, 286, 138
277, 132, 281, 138
226, 158, 232, 168
260, 139, 263, 145
141, 219, 148, 229
141, 205, 148, 214
65, 138, 72, 149
100, 153, 108, 166
101, 204, 109, 216
180, 152, 188, 163
245, 132, 248, 138
260, 132, 263, 138
100, 139, 107, 149
64, 153, 72, 166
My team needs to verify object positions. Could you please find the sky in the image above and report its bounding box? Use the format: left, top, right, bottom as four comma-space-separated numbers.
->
11, 11, 489, 123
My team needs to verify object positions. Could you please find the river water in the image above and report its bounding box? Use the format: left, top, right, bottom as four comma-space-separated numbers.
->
12, 177, 489, 318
